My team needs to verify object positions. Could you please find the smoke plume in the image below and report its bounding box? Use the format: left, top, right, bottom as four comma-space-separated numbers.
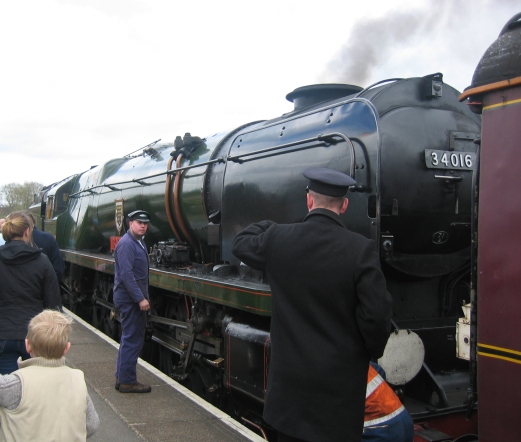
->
317, 0, 519, 86
319, 8, 435, 86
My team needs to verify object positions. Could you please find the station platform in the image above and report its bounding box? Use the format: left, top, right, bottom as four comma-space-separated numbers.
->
64, 309, 265, 442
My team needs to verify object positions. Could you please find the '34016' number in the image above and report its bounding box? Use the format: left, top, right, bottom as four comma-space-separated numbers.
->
425, 149, 476, 170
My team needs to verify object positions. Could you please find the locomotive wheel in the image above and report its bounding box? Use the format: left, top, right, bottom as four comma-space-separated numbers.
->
140, 297, 159, 366
67, 291, 78, 313
61, 280, 78, 313
189, 365, 226, 409
103, 308, 121, 342
158, 298, 186, 378
92, 275, 121, 342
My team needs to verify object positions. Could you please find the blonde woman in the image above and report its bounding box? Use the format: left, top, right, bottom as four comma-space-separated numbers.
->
0, 212, 61, 374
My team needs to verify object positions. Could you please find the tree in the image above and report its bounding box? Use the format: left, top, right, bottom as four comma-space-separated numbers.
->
0, 181, 43, 217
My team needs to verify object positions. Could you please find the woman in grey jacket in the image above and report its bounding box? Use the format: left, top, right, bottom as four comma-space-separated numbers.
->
0, 212, 62, 374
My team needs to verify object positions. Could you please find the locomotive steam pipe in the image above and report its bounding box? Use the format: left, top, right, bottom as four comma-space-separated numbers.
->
164, 155, 182, 242
173, 153, 197, 250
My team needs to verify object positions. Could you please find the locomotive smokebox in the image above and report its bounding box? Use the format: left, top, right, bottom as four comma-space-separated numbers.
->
286, 83, 362, 111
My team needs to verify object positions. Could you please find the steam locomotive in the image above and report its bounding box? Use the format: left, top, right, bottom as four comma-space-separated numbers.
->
33, 63, 484, 436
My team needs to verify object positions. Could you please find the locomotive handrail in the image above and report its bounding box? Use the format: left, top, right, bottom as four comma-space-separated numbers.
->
69, 157, 226, 197
69, 132, 357, 198
434, 175, 463, 181
68, 179, 159, 197
354, 78, 403, 97
227, 132, 357, 178
70, 132, 354, 198
124, 138, 161, 157
161, 157, 226, 177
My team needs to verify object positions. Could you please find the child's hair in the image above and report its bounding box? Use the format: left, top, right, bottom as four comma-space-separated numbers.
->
26, 310, 73, 359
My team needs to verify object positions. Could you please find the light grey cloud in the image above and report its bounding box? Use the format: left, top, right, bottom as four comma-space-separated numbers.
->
0, 0, 519, 187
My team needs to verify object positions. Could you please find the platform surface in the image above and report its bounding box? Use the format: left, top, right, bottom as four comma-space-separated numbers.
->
64, 309, 265, 442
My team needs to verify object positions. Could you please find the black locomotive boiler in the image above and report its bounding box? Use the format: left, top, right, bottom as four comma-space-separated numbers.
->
33, 74, 481, 436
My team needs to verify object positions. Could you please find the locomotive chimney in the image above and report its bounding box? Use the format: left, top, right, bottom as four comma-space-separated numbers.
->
286, 83, 363, 112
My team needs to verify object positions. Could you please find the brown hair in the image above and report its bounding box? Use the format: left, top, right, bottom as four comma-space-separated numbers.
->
22, 210, 37, 226
1, 212, 32, 242
26, 310, 73, 359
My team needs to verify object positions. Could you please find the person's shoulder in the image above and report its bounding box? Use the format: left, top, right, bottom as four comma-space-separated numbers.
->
3, 241, 42, 264
263, 220, 299, 236
117, 232, 133, 245
34, 229, 58, 246
60, 365, 88, 385
66, 365, 86, 377
33, 228, 54, 239
115, 232, 137, 252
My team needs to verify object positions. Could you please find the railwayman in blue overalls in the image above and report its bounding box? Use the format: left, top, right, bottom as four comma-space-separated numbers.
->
113, 210, 152, 393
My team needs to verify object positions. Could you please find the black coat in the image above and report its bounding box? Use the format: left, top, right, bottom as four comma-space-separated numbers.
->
33, 228, 65, 281
0, 240, 62, 340
232, 209, 393, 442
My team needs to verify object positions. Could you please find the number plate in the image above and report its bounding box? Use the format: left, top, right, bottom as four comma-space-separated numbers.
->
425, 150, 476, 170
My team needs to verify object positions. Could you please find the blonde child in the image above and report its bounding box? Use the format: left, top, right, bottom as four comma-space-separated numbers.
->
0, 310, 99, 441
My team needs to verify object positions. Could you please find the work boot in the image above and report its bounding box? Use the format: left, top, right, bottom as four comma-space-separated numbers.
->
118, 382, 152, 393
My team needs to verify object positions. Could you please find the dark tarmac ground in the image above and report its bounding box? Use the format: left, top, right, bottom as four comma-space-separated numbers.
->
65, 309, 265, 442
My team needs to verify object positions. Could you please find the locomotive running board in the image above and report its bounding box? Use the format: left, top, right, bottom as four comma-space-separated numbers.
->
60, 249, 272, 315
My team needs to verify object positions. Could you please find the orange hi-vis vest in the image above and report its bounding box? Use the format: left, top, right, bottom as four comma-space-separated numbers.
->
365, 364, 405, 427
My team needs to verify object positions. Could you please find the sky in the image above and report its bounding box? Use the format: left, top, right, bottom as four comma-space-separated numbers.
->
1, 0, 519, 189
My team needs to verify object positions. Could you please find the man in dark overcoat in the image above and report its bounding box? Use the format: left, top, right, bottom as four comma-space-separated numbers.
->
23, 211, 64, 281
231, 167, 393, 442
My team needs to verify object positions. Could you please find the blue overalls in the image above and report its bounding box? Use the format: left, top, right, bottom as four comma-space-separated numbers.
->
113, 231, 149, 384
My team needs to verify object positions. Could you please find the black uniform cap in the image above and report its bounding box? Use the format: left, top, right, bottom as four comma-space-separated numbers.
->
127, 210, 150, 222
303, 167, 356, 197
